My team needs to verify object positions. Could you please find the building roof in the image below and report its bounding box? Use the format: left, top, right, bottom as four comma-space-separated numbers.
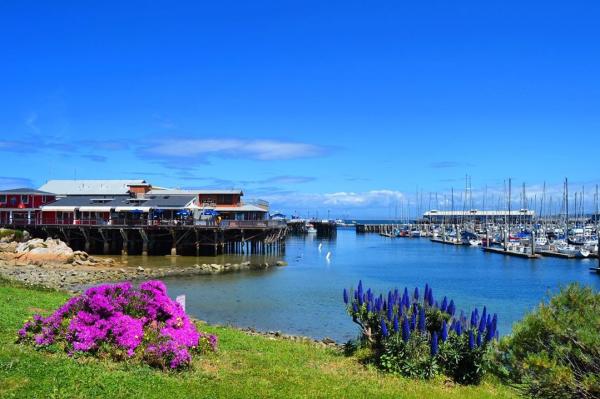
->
39, 180, 148, 195
138, 194, 196, 209
41, 195, 130, 209
215, 204, 268, 212
40, 194, 196, 211
0, 188, 54, 195
147, 189, 243, 196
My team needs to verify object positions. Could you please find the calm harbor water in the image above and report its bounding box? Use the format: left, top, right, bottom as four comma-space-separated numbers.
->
135, 229, 600, 342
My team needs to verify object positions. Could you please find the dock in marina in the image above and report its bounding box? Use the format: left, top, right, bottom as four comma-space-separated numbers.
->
537, 250, 575, 259
430, 237, 462, 245
482, 246, 540, 259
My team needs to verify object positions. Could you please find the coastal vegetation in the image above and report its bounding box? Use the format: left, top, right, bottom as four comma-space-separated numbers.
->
0, 278, 515, 398
494, 284, 600, 399
17, 280, 217, 370
344, 282, 497, 384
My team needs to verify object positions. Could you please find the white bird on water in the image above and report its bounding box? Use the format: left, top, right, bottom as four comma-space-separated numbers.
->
326, 251, 332, 260
318, 243, 323, 252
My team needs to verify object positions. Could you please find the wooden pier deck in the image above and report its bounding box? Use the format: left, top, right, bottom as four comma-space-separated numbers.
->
1, 220, 288, 257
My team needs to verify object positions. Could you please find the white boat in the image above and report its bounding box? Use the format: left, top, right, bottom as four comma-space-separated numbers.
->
583, 239, 598, 254
410, 230, 422, 238
534, 236, 551, 251
306, 224, 317, 234
469, 239, 482, 246
556, 244, 590, 258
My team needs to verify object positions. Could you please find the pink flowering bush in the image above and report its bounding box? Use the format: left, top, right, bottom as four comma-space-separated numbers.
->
17, 280, 217, 370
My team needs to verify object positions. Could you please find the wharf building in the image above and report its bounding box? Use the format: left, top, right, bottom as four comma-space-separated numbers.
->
0, 179, 286, 256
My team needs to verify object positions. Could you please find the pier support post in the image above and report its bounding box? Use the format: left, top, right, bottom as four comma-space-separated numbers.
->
213, 230, 218, 256
119, 229, 128, 256
80, 227, 91, 253
99, 229, 110, 255
194, 229, 200, 257
531, 230, 536, 256
170, 229, 177, 256
139, 229, 149, 256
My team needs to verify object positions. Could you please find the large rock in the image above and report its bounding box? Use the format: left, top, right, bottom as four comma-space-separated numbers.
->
13, 238, 74, 264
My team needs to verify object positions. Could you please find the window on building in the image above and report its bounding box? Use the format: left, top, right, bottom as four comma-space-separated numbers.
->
0, 195, 5, 203
21, 195, 29, 204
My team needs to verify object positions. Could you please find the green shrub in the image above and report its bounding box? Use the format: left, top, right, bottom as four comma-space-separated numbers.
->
494, 283, 600, 399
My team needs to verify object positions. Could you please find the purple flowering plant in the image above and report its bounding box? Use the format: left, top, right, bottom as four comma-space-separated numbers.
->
17, 280, 217, 370
344, 281, 498, 384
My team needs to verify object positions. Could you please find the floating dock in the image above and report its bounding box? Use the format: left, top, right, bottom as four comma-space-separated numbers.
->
537, 250, 575, 259
430, 238, 462, 246
482, 246, 540, 259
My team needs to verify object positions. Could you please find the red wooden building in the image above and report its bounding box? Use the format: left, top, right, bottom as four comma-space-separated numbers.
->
0, 188, 56, 225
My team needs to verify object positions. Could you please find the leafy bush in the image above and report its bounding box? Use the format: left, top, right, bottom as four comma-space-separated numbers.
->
344, 281, 497, 384
17, 280, 217, 370
494, 283, 600, 399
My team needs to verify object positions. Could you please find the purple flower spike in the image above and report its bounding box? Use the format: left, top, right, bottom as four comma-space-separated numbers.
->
402, 317, 411, 342
418, 307, 426, 332
440, 296, 448, 312
413, 287, 419, 301
441, 320, 448, 342
447, 300, 456, 316
380, 319, 389, 338
456, 322, 463, 336
393, 315, 399, 333
468, 330, 475, 349
431, 331, 439, 355
343, 289, 349, 304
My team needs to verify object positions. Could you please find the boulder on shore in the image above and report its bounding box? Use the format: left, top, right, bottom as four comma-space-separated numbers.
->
1, 237, 115, 267
14, 238, 74, 264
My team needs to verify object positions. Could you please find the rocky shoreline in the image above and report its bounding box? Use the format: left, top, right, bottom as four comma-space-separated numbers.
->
236, 326, 342, 350
0, 235, 288, 292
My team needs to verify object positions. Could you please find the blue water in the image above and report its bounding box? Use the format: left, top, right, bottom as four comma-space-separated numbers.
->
162, 229, 600, 342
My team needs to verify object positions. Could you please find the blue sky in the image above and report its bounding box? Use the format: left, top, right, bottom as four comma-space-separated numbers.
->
1, 1, 599, 218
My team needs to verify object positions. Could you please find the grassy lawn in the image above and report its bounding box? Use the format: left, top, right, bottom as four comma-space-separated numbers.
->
0, 280, 517, 399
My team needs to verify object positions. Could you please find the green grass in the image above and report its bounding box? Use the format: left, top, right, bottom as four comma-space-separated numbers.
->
0, 280, 517, 398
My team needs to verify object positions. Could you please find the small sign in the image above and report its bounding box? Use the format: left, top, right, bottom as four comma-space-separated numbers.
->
176, 294, 186, 311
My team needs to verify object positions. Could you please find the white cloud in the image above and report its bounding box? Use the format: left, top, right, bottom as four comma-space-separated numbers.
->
323, 190, 405, 206
142, 139, 324, 161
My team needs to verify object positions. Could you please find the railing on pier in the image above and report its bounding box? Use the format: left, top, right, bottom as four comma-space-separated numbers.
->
3, 218, 287, 229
